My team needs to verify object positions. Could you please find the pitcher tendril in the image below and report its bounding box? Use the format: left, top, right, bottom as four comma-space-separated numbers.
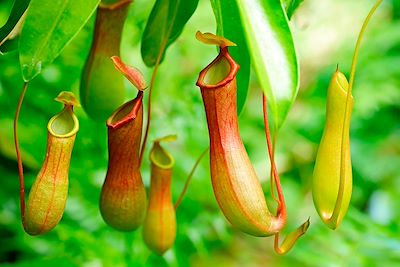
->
263, 93, 309, 254
263, 94, 284, 212
139, 9, 178, 166
174, 147, 209, 210
14, 81, 29, 225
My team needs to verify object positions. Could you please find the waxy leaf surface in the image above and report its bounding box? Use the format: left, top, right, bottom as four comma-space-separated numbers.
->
235, 0, 299, 128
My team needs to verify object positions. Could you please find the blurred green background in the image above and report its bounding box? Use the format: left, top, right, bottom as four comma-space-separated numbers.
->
0, 0, 399, 266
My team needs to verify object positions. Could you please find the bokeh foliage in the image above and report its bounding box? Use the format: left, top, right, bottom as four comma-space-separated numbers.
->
0, 0, 399, 266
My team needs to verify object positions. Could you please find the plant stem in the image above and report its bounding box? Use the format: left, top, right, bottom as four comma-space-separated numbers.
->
174, 147, 209, 210
139, 47, 165, 165
139, 45, 167, 166
139, 2, 180, 166
262, 93, 286, 215
269, 129, 278, 203
14, 81, 29, 225
347, 0, 382, 94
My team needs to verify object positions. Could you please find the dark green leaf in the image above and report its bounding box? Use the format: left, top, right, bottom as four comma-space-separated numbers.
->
0, 0, 30, 53
0, 37, 19, 54
283, 0, 304, 19
141, 0, 199, 67
210, 0, 250, 115
19, 0, 100, 81
235, 0, 299, 128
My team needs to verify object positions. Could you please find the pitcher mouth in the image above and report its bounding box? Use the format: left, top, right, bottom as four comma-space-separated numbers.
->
48, 107, 79, 138
107, 91, 143, 130
49, 91, 80, 138
150, 142, 175, 170
196, 47, 240, 90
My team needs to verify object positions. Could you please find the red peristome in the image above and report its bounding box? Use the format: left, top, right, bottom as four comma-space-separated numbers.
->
107, 91, 143, 130
196, 47, 239, 90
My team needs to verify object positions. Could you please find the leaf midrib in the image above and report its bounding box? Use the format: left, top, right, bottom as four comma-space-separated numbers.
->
30, 0, 70, 69
157, 0, 181, 63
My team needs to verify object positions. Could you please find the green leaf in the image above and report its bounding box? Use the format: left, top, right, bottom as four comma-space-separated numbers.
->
235, 0, 299, 128
0, 0, 30, 53
141, 0, 199, 67
283, 0, 304, 19
210, 0, 250, 115
19, 0, 100, 81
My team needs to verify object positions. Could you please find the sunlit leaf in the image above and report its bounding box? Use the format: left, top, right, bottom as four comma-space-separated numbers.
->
141, 0, 199, 67
210, 0, 250, 115
19, 0, 100, 81
235, 0, 299, 128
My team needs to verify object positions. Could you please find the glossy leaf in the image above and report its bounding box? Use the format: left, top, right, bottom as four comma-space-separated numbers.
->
19, 0, 100, 81
235, 0, 299, 128
0, 0, 30, 53
141, 0, 199, 67
210, 0, 251, 115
